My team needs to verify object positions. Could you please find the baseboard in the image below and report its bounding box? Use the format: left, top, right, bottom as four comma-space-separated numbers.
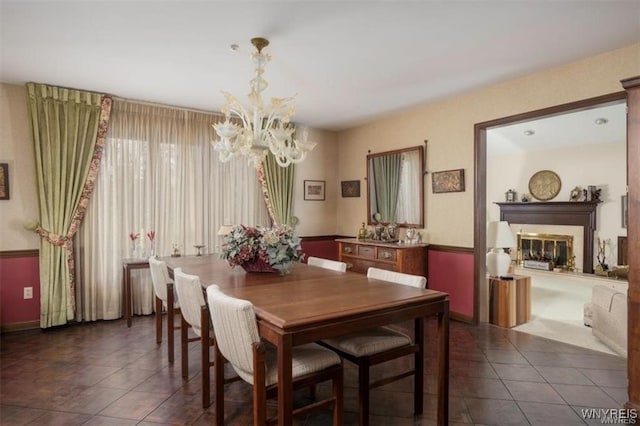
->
1, 320, 40, 333
451, 311, 474, 324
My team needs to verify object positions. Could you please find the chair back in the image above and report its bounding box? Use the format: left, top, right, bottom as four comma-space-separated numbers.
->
174, 268, 207, 337
206, 285, 260, 383
367, 267, 426, 289
307, 256, 347, 272
149, 256, 171, 304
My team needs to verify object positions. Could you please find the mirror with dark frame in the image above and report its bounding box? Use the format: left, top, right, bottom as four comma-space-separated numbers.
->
367, 145, 424, 228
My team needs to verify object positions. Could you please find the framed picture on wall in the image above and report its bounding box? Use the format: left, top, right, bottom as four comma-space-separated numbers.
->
341, 180, 360, 197
431, 168, 465, 193
304, 180, 325, 201
0, 163, 9, 200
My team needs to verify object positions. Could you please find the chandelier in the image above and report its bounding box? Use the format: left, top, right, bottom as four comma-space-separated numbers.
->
212, 37, 316, 168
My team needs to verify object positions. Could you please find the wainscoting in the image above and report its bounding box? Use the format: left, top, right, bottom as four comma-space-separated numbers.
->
0, 249, 40, 331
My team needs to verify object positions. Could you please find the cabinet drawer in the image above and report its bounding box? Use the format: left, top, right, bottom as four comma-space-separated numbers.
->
358, 245, 375, 258
348, 258, 398, 275
377, 248, 397, 262
341, 243, 357, 255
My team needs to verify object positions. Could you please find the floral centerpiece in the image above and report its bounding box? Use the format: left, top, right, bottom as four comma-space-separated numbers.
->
220, 225, 304, 274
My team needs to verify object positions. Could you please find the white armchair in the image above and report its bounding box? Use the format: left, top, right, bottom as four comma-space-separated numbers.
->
584, 284, 627, 357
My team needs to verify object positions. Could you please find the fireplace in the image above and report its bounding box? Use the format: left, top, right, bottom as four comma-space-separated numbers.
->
516, 232, 575, 271
497, 201, 599, 274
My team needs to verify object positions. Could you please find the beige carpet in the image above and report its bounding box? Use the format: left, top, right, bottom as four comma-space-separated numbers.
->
511, 268, 619, 356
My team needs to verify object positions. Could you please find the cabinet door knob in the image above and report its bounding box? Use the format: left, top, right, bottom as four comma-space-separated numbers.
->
344, 247, 353, 254
382, 251, 392, 259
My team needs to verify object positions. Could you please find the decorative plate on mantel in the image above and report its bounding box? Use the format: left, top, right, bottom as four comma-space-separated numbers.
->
528, 170, 561, 201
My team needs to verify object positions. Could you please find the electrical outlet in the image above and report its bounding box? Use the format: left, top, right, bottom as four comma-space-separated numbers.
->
23, 287, 33, 299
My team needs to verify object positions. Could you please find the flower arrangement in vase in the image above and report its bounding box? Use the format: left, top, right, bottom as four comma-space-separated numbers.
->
129, 232, 140, 257
219, 225, 304, 274
147, 230, 155, 256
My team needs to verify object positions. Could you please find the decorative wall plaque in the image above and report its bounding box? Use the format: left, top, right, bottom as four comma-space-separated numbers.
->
528, 170, 561, 201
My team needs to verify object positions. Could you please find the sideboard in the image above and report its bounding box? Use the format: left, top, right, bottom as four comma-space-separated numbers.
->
336, 238, 428, 276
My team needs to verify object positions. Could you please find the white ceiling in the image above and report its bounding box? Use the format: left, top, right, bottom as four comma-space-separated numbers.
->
1, 1, 639, 131
487, 102, 627, 156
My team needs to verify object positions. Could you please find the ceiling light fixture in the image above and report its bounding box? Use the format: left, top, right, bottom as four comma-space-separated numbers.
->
523, 129, 535, 136
594, 117, 608, 125
212, 37, 316, 168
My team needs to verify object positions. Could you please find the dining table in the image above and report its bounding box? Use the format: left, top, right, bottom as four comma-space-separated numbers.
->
163, 254, 449, 426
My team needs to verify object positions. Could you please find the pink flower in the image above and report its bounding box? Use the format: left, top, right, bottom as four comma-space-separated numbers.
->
147, 231, 155, 241
129, 232, 139, 241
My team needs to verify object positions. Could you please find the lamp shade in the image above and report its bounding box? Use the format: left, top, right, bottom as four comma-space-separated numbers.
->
486, 221, 516, 277
217, 225, 234, 236
486, 221, 516, 249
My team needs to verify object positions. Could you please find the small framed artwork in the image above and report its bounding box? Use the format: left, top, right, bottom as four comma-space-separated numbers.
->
622, 195, 628, 228
431, 168, 465, 193
341, 180, 360, 197
304, 180, 325, 201
0, 163, 9, 200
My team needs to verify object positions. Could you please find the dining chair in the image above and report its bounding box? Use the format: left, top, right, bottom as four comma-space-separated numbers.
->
320, 266, 427, 426
307, 256, 348, 272
148, 256, 181, 364
173, 267, 216, 408
206, 285, 344, 426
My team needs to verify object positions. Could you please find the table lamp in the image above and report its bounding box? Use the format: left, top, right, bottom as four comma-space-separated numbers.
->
486, 221, 516, 277
217, 225, 233, 236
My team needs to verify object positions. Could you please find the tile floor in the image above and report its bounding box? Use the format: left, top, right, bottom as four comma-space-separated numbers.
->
0, 315, 629, 425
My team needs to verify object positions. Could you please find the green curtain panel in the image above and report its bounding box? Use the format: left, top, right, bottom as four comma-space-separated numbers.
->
259, 152, 295, 227
372, 153, 402, 222
26, 83, 112, 328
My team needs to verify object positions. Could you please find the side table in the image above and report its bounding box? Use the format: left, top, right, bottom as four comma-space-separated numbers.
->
488, 274, 531, 328
122, 258, 150, 327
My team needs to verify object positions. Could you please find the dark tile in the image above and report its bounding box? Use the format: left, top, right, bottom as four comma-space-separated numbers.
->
450, 377, 512, 400
551, 384, 620, 408
0, 405, 47, 425
484, 349, 530, 365
464, 397, 529, 425
98, 390, 170, 421
503, 380, 565, 404
601, 386, 630, 406
449, 359, 498, 379
534, 366, 592, 385
0, 314, 631, 426
579, 368, 627, 387
518, 401, 586, 425
491, 363, 545, 382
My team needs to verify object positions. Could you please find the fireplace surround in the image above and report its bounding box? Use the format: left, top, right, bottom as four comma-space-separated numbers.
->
497, 201, 599, 274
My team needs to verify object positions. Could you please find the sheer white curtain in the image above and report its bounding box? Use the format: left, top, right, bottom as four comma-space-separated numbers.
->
75, 100, 268, 321
396, 150, 421, 225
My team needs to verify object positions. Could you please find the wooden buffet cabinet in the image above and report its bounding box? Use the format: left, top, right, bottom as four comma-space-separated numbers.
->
336, 238, 428, 277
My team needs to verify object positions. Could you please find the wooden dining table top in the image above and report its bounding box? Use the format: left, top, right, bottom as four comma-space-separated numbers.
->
163, 254, 448, 330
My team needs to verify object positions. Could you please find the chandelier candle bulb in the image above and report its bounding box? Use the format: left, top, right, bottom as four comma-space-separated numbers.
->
213, 37, 316, 168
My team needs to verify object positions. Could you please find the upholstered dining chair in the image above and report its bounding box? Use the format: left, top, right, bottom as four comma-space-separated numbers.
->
320, 267, 427, 426
307, 256, 348, 272
148, 256, 181, 364
173, 267, 216, 408
206, 285, 344, 426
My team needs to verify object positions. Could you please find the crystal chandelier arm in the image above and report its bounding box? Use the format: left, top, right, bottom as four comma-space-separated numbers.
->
221, 92, 253, 130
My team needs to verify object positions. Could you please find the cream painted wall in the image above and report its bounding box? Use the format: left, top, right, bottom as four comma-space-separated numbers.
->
487, 140, 627, 267
292, 127, 339, 236
336, 43, 640, 247
0, 84, 39, 251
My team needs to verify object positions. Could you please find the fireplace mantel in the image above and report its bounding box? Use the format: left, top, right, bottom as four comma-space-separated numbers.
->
496, 201, 600, 274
